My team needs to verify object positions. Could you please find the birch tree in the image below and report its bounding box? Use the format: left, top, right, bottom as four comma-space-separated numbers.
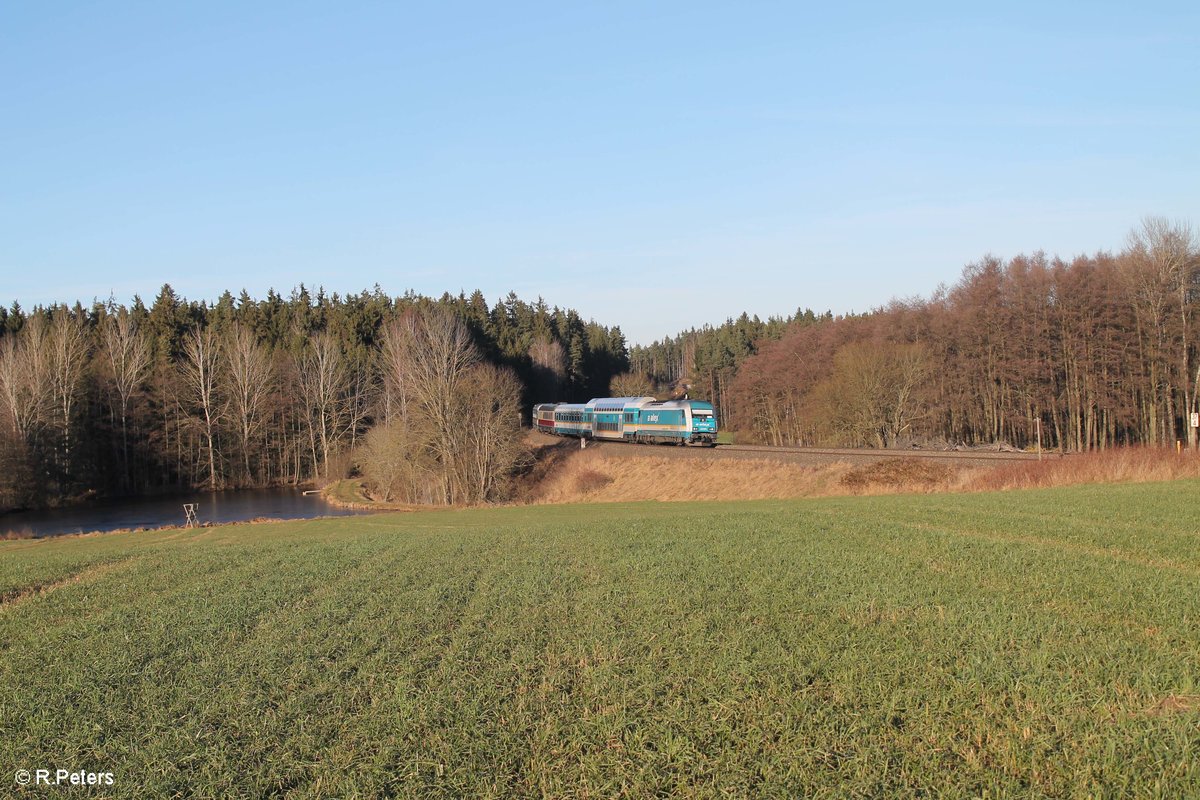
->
528, 337, 567, 401
297, 331, 350, 478
222, 323, 275, 483
0, 316, 51, 441
48, 309, 91, 478
179, 326, 225, 488
100, 310, 150, 486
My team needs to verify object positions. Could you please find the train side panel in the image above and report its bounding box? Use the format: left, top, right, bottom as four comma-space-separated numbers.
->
551, 403, 592, 438
535, 396, 716, 446
628, 407, 688, 442
590, 398, 629, 440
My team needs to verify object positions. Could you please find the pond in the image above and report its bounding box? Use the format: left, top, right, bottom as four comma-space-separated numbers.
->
0, 487, 374, 539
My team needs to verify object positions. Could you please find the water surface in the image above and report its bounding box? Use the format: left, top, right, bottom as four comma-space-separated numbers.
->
0, 488, 372, 539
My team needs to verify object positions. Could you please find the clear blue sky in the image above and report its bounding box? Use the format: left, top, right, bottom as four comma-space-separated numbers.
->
3, 2, 1197, 344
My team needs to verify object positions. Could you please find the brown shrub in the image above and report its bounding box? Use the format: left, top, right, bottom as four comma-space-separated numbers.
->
574, 469, 615, 494
841, 458, 954, 490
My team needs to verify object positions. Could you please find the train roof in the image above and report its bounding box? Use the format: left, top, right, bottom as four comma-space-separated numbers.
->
643, 399, 713, 409
586, 396, 657, 405
537, 397, 713, 410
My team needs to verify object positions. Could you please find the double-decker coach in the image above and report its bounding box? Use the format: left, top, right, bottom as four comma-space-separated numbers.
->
536, 396, 717, 446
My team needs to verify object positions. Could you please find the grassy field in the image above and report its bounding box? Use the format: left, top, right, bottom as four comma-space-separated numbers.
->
2, 482, 1199, 797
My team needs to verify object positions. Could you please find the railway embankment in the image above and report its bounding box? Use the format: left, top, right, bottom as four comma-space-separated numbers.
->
522, 437, 1200, 505
328, 434, 1200, 509
523, 444, 966, 504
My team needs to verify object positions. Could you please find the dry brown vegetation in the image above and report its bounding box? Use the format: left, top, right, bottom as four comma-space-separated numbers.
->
1147, 694, 1200, 717
572, 468, 614, 495
530, 449, 855, 504
840, 458, 954, 490
357, 308, 527, 505
0, 529, 33, 541
523, 445, 1200, 505
634, 218, 1200, 454
959, 446, 1200, 492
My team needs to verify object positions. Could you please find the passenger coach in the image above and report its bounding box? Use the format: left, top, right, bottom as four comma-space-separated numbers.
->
535, 396, 717, 446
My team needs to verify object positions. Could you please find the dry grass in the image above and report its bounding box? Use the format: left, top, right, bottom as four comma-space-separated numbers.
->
528, 445, 1200, 505
322, 479, 424, 511
512, 439, 581, 502
572, 468, 615, 495
959, 446, 1200, 492
533, 449, 856, 504
0, 529, 35, 541
1146, 694, 1200, 717
840, 458, 955, 491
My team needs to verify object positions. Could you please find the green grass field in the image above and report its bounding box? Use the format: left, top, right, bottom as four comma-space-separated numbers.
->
2, 482, 1199, 797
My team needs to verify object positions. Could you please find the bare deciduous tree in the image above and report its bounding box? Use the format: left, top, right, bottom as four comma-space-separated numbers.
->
48, 309, 91, 473
387, 308, 478, 502
369, 307, 526, 505
812, 341, 930, 448
297, 331, 351, 479
528, 337, 567, 401
455, 363, 526, 503
358, 411, 438, 503
610, 371, 656, 399
223, 323, 274, 483
1125, 217, 1199, 447
0, 316, 51, 441
179, 326, 225, 488
379, 319, 413, 426
100, 310, 150, 487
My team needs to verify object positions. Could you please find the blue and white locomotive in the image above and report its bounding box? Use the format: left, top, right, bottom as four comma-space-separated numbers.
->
534, 396, 718, 446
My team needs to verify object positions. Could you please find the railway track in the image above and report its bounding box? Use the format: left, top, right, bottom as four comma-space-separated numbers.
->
714, 443, 1057, 462
584, 438, 1062, 468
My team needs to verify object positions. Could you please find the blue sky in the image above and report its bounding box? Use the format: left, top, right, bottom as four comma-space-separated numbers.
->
3, 2, 1197, 344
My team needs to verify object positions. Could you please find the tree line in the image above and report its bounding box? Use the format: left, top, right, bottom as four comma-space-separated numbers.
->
0, 285, 629, 512
630, 217, 1199, 452
4, 216, 1195, 512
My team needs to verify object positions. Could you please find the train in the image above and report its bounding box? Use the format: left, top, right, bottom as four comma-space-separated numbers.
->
533, 396, 718, 446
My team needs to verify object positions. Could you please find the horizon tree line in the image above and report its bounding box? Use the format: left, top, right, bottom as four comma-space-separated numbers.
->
3, 215, 1196, 512
709, 217, 1199, 451
0, 285, 630, 512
